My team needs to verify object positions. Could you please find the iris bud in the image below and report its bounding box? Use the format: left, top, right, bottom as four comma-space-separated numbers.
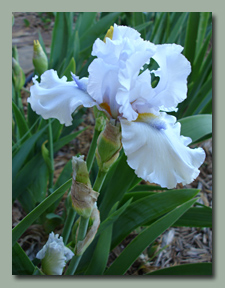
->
12, 57, 25, 90
71, 156, 99, 218
95, 120, 122, 172
33, 40, 48, 75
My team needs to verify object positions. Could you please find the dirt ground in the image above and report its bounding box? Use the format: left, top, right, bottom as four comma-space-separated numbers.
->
12, 12, 212, 275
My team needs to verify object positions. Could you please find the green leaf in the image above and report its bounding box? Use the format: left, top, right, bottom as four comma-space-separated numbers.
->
62, 57, 76, 81
12, 122, 50, 181
38, 30, 48, 57
184, 74, 212, 116
132, 12, 147, 38
174, 206, 212, 227
12, 153, 44, 201
41, 140, 52, 172
53, 159, 72, 190
84, 202, 118, 275
78, 12, 97, 36
147, 262, 212, 275
105, 198, 197, 275
98, 151, 140, 221
191, 30, 212, 82
33, 267, 45, 275
18, 160, 48, 212
183, 13, 200, 64
12, 179, 72, 246
12, 115, 41, 153
49, 12, 73, 70
12, 101, 31, 142
60, 107, 86, 137
111, 189, 199, 250
119, 191, 156, 207
179, 114, 212, 144
12, 242, 35, 275
96, 198, 133, 236
130, 184, 167, 192
53, 127, 87, 152
79, 12, 121, 52
195, 12, 211, 53
149, 13, 164, 42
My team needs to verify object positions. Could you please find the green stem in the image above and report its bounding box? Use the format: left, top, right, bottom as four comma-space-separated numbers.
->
48, 119, 54, 191
86, 129, 100, 172
93, 169, 107, 192
62, 208, 76, 245
77, 216, 89, 241
65, 216, 89, 275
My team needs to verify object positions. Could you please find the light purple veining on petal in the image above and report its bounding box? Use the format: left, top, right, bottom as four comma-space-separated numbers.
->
150, 118, 167, 130
138, 114, 167, 131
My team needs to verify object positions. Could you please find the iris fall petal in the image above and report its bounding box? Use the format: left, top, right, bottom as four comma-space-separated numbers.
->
121, 113, 205, 189
28, 70, 96, 126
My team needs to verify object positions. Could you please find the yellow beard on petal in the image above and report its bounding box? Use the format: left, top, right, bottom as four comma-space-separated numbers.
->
135, 113, 167, 130
135, 113, 157, 122
104, 26, 114, 42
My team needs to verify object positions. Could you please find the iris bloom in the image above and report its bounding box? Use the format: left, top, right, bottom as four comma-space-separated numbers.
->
36, 232, 74, 275
28, 24, 205, 189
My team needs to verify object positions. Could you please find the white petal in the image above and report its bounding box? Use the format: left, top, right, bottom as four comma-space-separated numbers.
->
28, 70, 96, 126
87, 58, 120, 118
121, 113, 205, 189
112, 23, 141, 40
151, 44, 191, 111
36, 232, 74, 275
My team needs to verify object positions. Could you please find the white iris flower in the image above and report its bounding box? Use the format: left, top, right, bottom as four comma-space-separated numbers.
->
28, 23, 205, 189
36, 232, 74, 275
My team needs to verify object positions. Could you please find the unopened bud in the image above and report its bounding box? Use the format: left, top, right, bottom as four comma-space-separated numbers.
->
33, 40, 48, 75
93, 106, 107, 132
71, 156, 99, 218
72, 155, 91, 187
96, 120, 122, 172
12, 57, 25, 90
12, 46, 19, 62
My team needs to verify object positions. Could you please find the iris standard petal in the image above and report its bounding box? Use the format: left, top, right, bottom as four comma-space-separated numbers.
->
121, 113, 205, 189
151, 44, 191, 112
28, 70, 96, 126
87, 58, 120, 118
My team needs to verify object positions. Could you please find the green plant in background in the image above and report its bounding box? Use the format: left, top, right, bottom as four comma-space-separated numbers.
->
12, 12, 212, 276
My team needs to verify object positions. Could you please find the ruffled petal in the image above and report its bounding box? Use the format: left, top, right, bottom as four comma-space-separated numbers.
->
121, 113, 205, 189
87, 58, 120, 118
151, 44, 191, 111
36, 232, 74, 275
28, 70, 96, 126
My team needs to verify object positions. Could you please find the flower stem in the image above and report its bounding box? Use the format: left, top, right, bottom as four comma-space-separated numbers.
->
48, 119, 54, 191
93, 169, 107, 192
86, 129, 100, 172
65, 216, 89, 275
62, 208, 76, 245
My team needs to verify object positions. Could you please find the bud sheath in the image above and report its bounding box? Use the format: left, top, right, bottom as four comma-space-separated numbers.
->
96, 121, 122, 172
